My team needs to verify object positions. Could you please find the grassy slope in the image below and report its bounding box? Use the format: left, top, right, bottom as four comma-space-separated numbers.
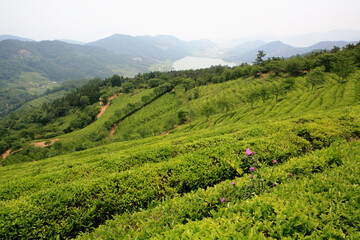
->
0, 72, 359, 239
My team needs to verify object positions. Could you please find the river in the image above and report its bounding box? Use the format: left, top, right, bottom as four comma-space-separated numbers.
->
172, 56, 236, 70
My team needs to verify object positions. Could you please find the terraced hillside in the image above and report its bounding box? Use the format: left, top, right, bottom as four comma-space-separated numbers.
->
0, 45, 360, 239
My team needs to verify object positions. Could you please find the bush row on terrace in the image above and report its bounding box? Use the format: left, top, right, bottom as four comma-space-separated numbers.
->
0, 108, 359, 239
0, 147, 238, 239
77, 140, 360, 239
156, 141, 360, 239
1, 110, 357, 203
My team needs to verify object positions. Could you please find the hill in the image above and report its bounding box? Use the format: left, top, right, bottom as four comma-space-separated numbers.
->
0, 39, 155, 89
87, 34, 193, 61
0, 35, 33, 42
280, 29, 360, 47
0, 39, 155, 115
225, 40, 356, 63
0, 42, 359, 239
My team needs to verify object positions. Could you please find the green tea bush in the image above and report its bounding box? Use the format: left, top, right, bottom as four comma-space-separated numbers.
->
0, 148, 238, 239
157, 141, 360, 239
78, 140, 359, 239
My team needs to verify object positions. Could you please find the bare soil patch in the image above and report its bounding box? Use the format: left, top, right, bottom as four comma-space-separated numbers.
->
96, 93, 120, 119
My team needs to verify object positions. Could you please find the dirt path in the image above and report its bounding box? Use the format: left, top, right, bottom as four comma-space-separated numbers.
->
1, 138, 60, 160
96, 93, 120, 119
31, 139, 60, 147
2, 93, 122, 161
160, 124, 183, 136
1, 149, 12, 160
109, 121, 121, 137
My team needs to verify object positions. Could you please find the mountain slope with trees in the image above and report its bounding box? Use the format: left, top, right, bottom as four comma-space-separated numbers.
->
0, 39, 153, 89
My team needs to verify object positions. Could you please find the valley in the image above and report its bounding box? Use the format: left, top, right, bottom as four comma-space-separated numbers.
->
0, 35, 359, 239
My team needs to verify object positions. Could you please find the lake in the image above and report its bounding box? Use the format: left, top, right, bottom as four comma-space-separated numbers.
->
172, 56, 236, 70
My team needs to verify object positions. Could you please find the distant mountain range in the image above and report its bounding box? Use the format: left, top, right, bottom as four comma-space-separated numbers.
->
0, 30, 359, 89
279, 29, 360, 47
0, 35, 33, 42
218, 29, 360, 48
224, 40, 357, 63
86, 34, 192, 61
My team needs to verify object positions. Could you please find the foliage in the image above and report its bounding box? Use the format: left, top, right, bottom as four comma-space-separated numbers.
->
306, 65, 326, 89
331, 51, 356, 83
0, 41, 359, 239
78, 140, 360, 239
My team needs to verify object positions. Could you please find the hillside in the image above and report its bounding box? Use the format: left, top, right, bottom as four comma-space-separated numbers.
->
0, 39, 154, 89
0, 39, 155, 116
0, 43, 359, 239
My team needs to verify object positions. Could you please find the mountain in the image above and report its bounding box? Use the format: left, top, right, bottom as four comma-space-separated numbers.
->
58, 39, 85, 45
280, 29, 360, 47
0, 35, 34, 42
87, 34, 192, 61
225, 40, 356, 63
224, 40, 267, 60
0, 39, 154, 89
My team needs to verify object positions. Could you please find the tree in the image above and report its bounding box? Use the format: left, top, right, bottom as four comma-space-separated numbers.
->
286, 57, 304, 76
271, 82, 285, 101
122, 81, 136, 93
216, 96, 234, 113
201, 102, 216, 119
316, 52, 335, 72
281, 78, 295, 94
141, 95, 151, 104
254, 50, 266, 65
187, 109, 196, 126
331, 52, 356, 83
110, 74, 123, 87
306, 66, 326, 89
181, 78, 196, 91
177, 110, 188, 124
246, 90, 259, 108
259, 86, 270, 103
330, 46, 340, 53
267, 58, 285, 76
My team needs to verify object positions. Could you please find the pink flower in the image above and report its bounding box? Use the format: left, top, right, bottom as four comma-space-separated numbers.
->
289, 173, 294, 177
273, 160, 278, 164
250, 167, 256, 172
250, 175, 254, 178
231, 181, 235, 185
246, 148, 255, 156
221, 198, 226, 203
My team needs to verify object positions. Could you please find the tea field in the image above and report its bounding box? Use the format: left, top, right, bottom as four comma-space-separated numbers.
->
0, 46, 360, 239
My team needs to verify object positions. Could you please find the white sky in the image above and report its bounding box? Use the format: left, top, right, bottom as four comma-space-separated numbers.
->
1, 0, 360, 42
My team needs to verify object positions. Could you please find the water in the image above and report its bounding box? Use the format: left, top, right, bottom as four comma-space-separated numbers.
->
172, 56, 236, 70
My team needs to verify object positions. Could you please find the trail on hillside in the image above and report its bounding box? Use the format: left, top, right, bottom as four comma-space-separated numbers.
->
160, 124, 183, 136
108, 90, 172, 137
109, 121, 122, 137
31, 139, 60, 147
1, 139, 60, 160
96, 93, 120, 119
1, 149, 12, 160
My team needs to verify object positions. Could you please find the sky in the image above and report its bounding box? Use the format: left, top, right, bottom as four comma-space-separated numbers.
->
1, 0, 360, 43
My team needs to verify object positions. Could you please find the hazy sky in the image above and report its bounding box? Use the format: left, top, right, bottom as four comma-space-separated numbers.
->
1, 0, 360, 42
